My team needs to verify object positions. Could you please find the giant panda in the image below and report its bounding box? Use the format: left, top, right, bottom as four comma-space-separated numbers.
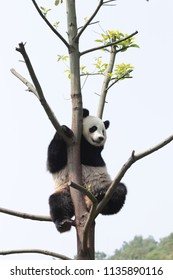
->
47, 108, 127, 233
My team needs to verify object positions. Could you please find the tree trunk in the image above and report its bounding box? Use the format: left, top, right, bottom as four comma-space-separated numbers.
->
66, 0, 95, 260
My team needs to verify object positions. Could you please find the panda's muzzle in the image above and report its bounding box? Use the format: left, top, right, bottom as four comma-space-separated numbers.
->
92, 136, 104, 145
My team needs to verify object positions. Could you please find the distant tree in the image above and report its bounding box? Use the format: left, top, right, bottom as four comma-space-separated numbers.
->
110, 235, 157, 260
95, 251, 107, 260
147, 233, 173, 260
108, 233, 173, 260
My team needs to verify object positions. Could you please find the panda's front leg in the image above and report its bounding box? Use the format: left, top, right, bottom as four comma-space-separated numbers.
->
49, 187, 75, 233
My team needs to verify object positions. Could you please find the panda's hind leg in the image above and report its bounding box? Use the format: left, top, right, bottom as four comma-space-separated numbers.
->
49, 186, 74, 233
99, 183, 127, 215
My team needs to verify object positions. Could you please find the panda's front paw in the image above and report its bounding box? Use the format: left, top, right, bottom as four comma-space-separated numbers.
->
61, 125, 74, 138
55, 219, 74, 233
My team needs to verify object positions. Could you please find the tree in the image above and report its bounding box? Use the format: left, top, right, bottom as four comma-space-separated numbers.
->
111, 235, 158, 260
109, 233, 173, 260
0, 0, 173, 260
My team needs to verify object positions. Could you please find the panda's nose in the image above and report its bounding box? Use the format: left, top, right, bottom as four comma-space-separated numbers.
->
99, 136, 104, 141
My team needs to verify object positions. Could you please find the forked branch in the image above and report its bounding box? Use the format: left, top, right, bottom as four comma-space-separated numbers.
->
31, 0, 70, 49
76, 0, 103, 40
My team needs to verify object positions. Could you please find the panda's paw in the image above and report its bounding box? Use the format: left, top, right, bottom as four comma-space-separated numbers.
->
95, 190, 105, 201
61, 125, 74, 138
55, 219, 74, 233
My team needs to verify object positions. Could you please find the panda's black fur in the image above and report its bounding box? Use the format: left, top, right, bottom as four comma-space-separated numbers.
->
47, 109, 127, 233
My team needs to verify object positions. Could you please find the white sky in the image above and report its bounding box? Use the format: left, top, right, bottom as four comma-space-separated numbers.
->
0, 0, 173, 259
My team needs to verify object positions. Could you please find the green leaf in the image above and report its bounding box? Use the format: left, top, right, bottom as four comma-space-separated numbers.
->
57, 55, 69, 61
40, 6, 51, 17
95, 39, 104, 43
130, 44, 140, 48
55, 0, 63, 5
53, 21, 60, 28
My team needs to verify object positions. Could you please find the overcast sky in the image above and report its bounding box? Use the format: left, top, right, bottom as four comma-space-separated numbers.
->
0, 0, 173, 259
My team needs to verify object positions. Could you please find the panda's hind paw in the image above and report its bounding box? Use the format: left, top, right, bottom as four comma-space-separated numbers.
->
55, 219, 75, 233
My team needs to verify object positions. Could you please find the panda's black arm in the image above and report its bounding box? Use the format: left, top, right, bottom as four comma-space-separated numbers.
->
47, 127, 70, 173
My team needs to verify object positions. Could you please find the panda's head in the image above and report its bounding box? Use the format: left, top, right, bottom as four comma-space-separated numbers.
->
82, 108, 110, 147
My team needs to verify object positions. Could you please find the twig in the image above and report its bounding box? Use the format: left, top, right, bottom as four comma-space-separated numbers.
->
0, 249, 71, 260
0, 207, 51, 221
31, 0, 69, 49
78, 21, 100, 31
95, 134, 173, 217
11, 68, 39, 98
76, 0, 103, 40
103, 0, 117, 4
68, 181, 97, 204
106, 69, 133, 91
80, 31, 138, 56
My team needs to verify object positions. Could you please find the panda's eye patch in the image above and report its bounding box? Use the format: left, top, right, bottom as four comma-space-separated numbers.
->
89, 126, 97, 133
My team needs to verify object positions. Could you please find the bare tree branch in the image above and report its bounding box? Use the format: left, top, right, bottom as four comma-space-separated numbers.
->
12, 43, 72, 144
0, 249, 71, 260
95, 134, 173, 216
11, 68, 39, 98
0, 207, 51, 222
80, 31, 138, 56
31, 0, 70, 49
76, 0, 103, 40
103, 0, 117, 4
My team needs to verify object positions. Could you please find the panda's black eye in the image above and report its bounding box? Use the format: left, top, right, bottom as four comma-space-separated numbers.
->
89, 126, 97, 133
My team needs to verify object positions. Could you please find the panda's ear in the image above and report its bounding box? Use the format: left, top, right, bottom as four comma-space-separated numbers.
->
83, 108, 89, 118
104, 120, 110, 129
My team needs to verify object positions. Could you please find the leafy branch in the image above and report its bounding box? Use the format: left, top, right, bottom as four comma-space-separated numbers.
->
106, 68, 133, 91
93, 29, 138, 117
96, 30, 139, 53
81, 31, 138, 56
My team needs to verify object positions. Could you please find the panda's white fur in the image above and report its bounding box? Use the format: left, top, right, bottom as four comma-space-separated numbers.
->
53, 164, 112, 208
